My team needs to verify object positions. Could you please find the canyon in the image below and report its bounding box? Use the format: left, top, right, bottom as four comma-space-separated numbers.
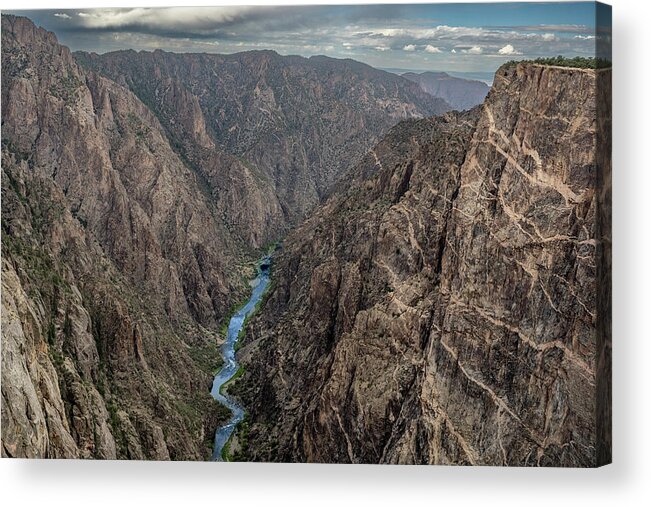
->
1, 14, 610, 466
236, 63, 611, 466
75, 48, 450, 242
0, 14, 446, 460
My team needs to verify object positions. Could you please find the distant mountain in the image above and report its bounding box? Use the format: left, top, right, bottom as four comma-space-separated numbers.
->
75, 50, 451, 235
402, 71, 490, 111
381, 67, 494, 84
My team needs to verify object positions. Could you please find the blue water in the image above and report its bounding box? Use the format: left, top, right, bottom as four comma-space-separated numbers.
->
211, 255, 271, 461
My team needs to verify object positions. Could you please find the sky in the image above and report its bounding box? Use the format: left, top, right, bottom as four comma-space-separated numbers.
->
7, 3, 611, 77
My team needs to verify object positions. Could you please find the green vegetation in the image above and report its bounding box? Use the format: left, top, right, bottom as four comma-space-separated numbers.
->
2, 138, 31, 165
221, 413, 251, 462
262, 239, 280, 255
125, 112, 152, 143
188, 341, 223, 375
215, 400, 232, 421
221, 434, 232, 461
105, 397, 131, 458
219, 365, 244, 396
503, 56, 612, 70
49, 74, 84, 104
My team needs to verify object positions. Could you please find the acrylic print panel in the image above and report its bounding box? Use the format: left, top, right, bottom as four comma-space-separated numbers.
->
1, 2, 611, 466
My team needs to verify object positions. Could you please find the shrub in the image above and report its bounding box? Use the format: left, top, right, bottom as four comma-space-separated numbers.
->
503, 56, 611, 70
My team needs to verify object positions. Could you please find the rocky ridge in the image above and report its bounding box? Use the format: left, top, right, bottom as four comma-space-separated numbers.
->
75, 49, 450, 236
237, 62, 611, 466
1, 15, 239, 459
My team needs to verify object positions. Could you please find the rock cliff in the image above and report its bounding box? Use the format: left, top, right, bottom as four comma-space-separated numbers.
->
237, 62, 611, 466
75, 50, 450, 237
2, 15, 235, 459
0, 14, 449, 461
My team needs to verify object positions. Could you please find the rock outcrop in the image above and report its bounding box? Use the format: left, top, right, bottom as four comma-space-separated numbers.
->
238, 62, 611, 466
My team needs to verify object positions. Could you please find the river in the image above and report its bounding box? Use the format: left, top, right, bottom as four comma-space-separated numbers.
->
210, 255, 271, 461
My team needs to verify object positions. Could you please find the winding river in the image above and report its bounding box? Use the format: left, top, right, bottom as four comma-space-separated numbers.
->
210, 255, 271, 461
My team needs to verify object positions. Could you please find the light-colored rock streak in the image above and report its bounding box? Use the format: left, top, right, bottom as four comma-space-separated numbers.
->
439, 336, 544, 447
449, 298, 595, 384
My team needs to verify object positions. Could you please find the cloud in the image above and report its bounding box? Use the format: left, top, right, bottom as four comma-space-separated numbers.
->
424, 45, 442, 53
7, 5, 602, 71
498, 44, 521, 55
502, 24, 593, 34
72, 7, 255, 30
365, 25, 485, 40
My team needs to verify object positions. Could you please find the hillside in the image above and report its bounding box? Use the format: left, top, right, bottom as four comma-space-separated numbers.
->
0, 14, 250, 459
236, 61, 612, 466
75, 49, 450, 235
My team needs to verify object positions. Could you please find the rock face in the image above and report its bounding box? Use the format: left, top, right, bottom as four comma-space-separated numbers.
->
0, 15, 449, 461
1, 14, 611, 466
402, 71, 489, 111
75, 50, 450, 234
1, 15, 232, 459
238, 63, 611, 466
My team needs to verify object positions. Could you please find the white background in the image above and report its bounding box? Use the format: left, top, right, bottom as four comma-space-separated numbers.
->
0, 0, 649, 505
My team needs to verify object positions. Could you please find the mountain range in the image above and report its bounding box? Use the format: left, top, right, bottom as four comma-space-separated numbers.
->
1, 14, 611, 466
402, 71, 490, 110
0, 14, 446, 459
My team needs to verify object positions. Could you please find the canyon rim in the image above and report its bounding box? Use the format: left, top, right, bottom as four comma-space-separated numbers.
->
1, 2, 611, 466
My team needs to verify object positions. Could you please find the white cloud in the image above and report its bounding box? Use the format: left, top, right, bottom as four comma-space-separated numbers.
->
364, 25, 485, 40
36, 8, 598, 63
463, 46, 483, 54
424, 45, 442, 53
498, 44, 521, 55
73, 7, 255, 30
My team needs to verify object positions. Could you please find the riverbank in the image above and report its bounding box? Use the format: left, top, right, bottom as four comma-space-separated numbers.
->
210, 254, 272, 461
